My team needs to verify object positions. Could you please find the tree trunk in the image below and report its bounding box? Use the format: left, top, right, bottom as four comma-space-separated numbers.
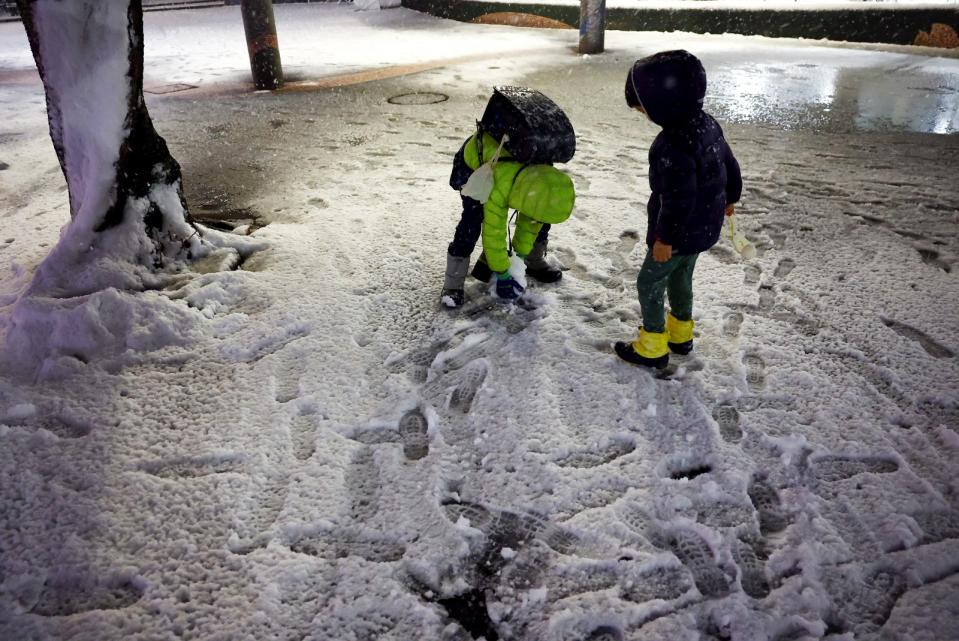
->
16, 0, 201, 294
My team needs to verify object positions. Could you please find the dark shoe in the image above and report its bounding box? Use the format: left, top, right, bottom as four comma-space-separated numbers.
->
525, 239, 563, 283
668, 340, 693, 355
615, 341, 669, 369
471, 256, 492, 282
440, 288, 465, 308
526, 264, 562, 283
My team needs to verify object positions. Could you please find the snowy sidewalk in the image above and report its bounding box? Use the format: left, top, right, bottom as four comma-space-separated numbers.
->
1, 5, 959, 641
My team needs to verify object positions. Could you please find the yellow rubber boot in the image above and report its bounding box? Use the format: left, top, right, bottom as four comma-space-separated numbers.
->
615, 329, 669, 368
666, 313, 694, 355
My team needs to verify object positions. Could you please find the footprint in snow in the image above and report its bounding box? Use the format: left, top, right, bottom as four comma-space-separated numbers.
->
709, 244, 738, 265
723, 311, 744, 338
691, 501, 754, 530
732, 537, 770, 599
757, 285, 777, 311
748, 476, 789, 535
393, 339, 449, 383
773, 257, 796, 279
743, 352, 766, 390
140, 455, 243, 479
620, 565, 693, 603
443, 501, 586, 558
548, 562, 620, 600
290, 406, 317, 461
274, 358, 307, 403
31, 415, 94, 439
916, 247, 952, 273
826, 566, 907, 638
881, 317, 955, 359
911, 509, 959, 544
449, 359, 489, 413
345, 446, 381, 523
615, 502, 667, 547
555, 439, 635, 469
810, 455, 899, 483
743, 263, 762, 285
561, 481, 631, 517
712, 404, 743, 442
290, 529, 405, 563
29, 573, 143, 617
398, 408, 430, 461
227, 324, 309, 363
667, 529, 732, 598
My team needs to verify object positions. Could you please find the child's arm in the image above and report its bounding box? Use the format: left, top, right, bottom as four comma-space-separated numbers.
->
481, 194, 511, 274
480, 163, 525, 274
512, 214, 543, 258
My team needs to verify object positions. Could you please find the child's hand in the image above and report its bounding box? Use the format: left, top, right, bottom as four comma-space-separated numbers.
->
725, 203, 736, 217
652, 240, 672, 263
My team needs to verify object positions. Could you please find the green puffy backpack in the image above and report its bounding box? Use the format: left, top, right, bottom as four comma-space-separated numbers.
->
508, 165, 575, 224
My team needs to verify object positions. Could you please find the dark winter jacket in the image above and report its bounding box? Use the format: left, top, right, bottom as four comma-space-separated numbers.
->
626, 50, 743, 254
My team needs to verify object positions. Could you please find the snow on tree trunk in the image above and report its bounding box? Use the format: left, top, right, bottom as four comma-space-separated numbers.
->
4, 1, 263, 381
16, 0, 202, 295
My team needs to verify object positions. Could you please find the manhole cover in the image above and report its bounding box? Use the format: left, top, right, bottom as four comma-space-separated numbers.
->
387, 92, 449, 105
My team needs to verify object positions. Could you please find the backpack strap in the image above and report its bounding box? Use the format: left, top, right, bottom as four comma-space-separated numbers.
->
475, 120, 484, 163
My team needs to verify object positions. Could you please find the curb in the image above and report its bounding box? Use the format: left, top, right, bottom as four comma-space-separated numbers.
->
401, 0, 959, 46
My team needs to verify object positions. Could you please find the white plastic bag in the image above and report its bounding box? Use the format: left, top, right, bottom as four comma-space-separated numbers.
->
353, 0, 380, 11
728, 214, 756, 260
460, 163, 494, 203
460, 135, 509, 204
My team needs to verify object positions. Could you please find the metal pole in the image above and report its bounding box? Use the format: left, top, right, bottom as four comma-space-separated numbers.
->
579, 0, 606, 54
240, 0, 283, 90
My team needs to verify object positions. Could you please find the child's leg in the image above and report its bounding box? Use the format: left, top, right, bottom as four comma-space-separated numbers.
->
443, 196, 484, 306
536, 223, 551, 243
525, 223, 562, 283
637, 252, 682, 333
448, 196, 484, 258
665, 254, 699, 321
663, 254, 698, 352
616, 251, 680, 366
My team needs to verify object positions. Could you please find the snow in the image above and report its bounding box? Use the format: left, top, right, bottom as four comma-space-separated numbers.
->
1, 3, 959, 641
29, 0, 131, 247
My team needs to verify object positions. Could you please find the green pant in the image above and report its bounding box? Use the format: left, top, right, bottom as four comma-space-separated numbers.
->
637, 252, 699, 333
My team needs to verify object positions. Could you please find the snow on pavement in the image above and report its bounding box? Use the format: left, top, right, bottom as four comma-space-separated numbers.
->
1, 5, 958, 640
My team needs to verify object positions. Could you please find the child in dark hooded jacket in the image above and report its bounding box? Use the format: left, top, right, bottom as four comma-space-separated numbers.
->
615, 50, 743, 369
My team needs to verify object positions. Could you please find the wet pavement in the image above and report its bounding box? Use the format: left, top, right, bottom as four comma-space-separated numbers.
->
707, 58, 959, 134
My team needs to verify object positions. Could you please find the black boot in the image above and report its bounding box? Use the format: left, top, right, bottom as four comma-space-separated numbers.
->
614, 341, 669, 369
669, 340, 693, 355
525, 239, 562, 283
441, 253, 470, 308
470, 253, 493, 282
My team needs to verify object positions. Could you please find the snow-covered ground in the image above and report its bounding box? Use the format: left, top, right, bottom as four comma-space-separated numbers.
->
1, 4, 958, 640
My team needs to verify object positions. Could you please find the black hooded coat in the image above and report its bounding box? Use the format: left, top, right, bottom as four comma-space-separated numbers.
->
626, 50, 743, 254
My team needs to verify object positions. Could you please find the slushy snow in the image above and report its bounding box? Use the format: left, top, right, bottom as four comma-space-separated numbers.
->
1, 4, 958, 641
